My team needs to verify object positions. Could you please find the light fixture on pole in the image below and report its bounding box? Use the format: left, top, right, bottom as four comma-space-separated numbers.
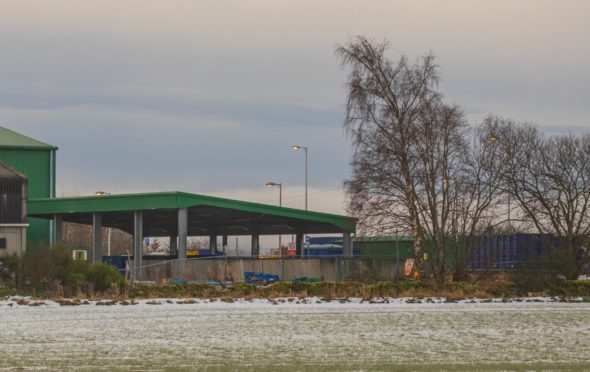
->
94, 191, 112, 256
265, 182, 282, 206
266, 182, 282, 251
291, 145, 308, 210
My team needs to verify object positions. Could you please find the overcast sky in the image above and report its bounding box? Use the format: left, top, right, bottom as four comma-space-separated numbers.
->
2, 0, 589, 216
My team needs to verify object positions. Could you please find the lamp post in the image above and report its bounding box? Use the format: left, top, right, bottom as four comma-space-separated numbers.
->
292, 145, 309, 257
266, 182, 282, 251
291, 145, 308, 210
95, 191, 112, 256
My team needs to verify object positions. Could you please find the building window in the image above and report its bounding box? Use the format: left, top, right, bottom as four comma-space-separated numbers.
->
0, 238, 6, 249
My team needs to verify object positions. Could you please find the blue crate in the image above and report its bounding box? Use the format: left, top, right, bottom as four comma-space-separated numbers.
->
244, 271, 279, 285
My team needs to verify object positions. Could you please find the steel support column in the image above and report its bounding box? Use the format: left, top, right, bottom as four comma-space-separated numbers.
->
209, 233, 217, 256
169, 235, 178, 256
92, 213, 102, 263
133, 211, 143, 281
178, 208, 188, 260
343, 232, 353, 258
296, 230, 303, 257
251, 234, 260, 257
53, 215, 63, 245
222, 235, 228, 255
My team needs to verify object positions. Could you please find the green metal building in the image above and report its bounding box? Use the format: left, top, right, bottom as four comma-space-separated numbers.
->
355, 236, 415, 259
0, 127, 57, 246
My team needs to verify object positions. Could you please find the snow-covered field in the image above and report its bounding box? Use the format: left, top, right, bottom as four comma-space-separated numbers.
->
1, 298, 589, 371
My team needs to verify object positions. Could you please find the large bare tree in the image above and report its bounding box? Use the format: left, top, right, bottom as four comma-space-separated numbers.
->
336, 37, 438, 271
337, 37, 503, 284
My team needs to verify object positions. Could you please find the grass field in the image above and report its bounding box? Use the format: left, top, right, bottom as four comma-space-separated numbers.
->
1, 299, 589, 371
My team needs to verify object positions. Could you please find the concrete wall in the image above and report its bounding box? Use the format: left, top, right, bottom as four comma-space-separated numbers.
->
0, 225, 27, 257
133, 257, 404, 284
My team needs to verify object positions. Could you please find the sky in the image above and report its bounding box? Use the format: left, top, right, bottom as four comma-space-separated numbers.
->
1, 0, 589, 217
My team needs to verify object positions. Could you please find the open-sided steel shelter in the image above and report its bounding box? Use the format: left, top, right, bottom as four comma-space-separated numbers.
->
29, 191, 356, 278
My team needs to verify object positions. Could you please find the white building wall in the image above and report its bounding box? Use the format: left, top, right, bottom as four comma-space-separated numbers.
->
0, 225, 27, 257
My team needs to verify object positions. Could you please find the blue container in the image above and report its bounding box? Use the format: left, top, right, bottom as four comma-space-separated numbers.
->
467, 233, 559, 269
102, 256, 127, 272
244, 271, 279, 285
303, 247, 361, 257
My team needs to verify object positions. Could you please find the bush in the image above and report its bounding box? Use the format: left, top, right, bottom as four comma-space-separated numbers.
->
564, 280, 590, 297
368, 281, 398, 297
262, 282, 293, 296
129, 283, 220, 299
65, 260, 89, 286
86, 263, 124, 291
19, 244, 72, 288
226, 283, 256, 297
9, 245, 125, 296
444, 281, 477, 295
0, 286, 20, 298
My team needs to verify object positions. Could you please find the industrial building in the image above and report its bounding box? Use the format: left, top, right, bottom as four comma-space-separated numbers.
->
0, 161, 28, 257
0, 127, 358, 280
0, 127, 57, 246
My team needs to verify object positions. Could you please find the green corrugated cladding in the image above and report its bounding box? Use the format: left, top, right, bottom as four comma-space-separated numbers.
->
0, 127, 57, 247
357, 236, 466, 267
356, 237, 415, 259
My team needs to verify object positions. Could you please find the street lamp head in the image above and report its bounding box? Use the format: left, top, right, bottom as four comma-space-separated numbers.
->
266, 182, 281, 188
292, 145, 301, 150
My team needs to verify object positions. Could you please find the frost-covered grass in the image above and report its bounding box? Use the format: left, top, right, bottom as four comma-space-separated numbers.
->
1, 299, 589, 371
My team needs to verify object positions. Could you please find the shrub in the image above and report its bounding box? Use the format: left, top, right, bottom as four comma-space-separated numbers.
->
263, 282, 293, 297
564, 280, 590, 297
14, 244, 74, 291
444, 281, 477, 295
0, 286, 19, 297
86, 263, 124, 291
335, 281, 365, 297
64, 260, 89, 286
226, 283, 256, 297
368, 281, 397, 297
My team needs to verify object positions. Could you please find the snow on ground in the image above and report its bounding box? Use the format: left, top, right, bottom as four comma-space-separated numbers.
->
1, 298, 589, 370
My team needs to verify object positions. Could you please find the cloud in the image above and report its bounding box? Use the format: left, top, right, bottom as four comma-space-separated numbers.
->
1, 0, 589, 219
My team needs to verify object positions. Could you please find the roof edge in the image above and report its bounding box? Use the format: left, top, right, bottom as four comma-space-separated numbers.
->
0, 126, 58, 150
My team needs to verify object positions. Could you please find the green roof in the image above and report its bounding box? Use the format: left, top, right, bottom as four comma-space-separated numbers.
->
29, 191, 356, 234
0, 127, 58, 150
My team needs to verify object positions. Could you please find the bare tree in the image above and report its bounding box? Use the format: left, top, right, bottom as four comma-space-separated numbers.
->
336, 37, 439, 272
442, 116, 506, 280
496, 118, 590, 278
337, 37, 503, 284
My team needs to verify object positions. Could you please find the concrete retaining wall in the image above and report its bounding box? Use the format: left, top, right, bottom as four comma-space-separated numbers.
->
133, 257, 404, 284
